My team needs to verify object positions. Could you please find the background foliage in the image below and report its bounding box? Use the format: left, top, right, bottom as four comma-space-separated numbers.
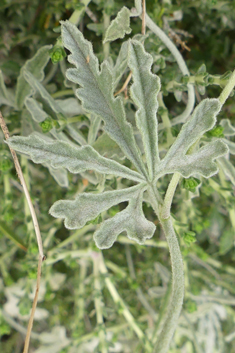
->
0, 1, 235, 352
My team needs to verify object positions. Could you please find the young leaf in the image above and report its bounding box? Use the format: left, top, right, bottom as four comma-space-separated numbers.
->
49, 184, 147, 229
218, 157, 235, 185
23, 70, 63, 115
25, 97, 49, 123
6, 133, 145, 183
222, 139, 235, 155
94, 189, 156, 249
128, 40, 160, 179
15, 45, 52, 109
61, 20, 148, 179
158, 99, 228, 178
103, 7, 132, 43
220, 119, 235, 136
113, 41, 128, 90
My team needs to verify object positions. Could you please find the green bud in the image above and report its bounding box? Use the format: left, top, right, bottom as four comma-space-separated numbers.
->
183, 177, 200, 193
49, 45, 66, 64
206, 125, 224, 138
182, 231, 196, 246
40, 117, 53, 133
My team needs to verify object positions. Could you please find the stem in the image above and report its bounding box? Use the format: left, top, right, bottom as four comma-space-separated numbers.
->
98, 253, 152, 352
152, 217, 184, 353
161, 173, 181, 219
92, 252, 108, 353
69, 0, 91, 25
103, 12, 110, 59
219, 68, 235, 105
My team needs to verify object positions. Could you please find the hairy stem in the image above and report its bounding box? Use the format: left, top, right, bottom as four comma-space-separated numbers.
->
219, 68, 235, 105
161, 173, 181, 219
153, 216, 184, 353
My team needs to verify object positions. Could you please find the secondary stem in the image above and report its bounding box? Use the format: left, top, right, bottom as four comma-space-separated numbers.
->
219, 68, 235, 105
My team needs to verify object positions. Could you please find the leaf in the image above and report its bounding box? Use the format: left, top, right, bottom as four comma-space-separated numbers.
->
103, 7, 131, 43
94, 189, 156, 249
45, 163, 69, 188
7, 133, 145, 183
113, 41, 129, 90
55, 98, 84, 117
61, 20, 147, 178
128, 40, 160, 179
0, 70, 14, 107
23, 70, 63, 115
222, 138, 235, 154
15, 45, 52, 109
218, 157, 235, 185
220, 119, 235, 136
92, 133, 124, 159
158, 99, 228, 178
49, 184, 146, 229
25, 97, 49, 122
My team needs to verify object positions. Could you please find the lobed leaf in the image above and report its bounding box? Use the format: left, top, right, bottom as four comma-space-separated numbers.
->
49, 184, 146, 229
94, 189, 156, 249
158, 99, 228, 178
61, 20, 148, 179
220, 119, 235, 136
113, 41, 129, 90
222, 139, 235, 155
103, 7, 132, 44
128, 40, 160, 179
7, 134, 145, 183
15, 45, 52, 109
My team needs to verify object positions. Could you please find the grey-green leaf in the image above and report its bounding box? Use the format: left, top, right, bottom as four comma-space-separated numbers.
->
222, 139, 235, 155
158, 99, 228, 178
218, 157, 235, 185
49, 184, 146, 229
25, 97, 49, 122
128, 40, 160, 179
15, 45, 52, 109
0, 70, 14, 107
113, 41, 128, 90
220, 119, 235, 136
103, 7, 131, 43
23, 70, 63, 114
94, 189, 156, 249
7, 134, 145, 182
45, 163, 69, 187
61, 20, 147, 179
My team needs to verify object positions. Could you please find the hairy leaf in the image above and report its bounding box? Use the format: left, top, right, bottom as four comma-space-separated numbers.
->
0, 70, 14, 107
220, 119, 235, 136
45, 163, 69, 188
103, 7, 131, 43
15, 45, 52, 109
23, 70, 63, 115
113, 41, 129, 90
222, 139, 235, 155
25, 97, 49, 122
7, 134, 145, 182
61, 20, 148, 179
50, 184, 146, 229
218, 157, 235, 185
94, 189, 156, 249
128, 40, 160, 179
158, 99, 228, 178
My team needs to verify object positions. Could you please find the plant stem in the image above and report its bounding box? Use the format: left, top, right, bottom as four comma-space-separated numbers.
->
98, 253, 152, 352
69, 0, 91, 25
92, 251, 108, 353
103, 12, 110, 59
152, 216, 184, 353
161, 173, 181, 219
219, 68, 235, 105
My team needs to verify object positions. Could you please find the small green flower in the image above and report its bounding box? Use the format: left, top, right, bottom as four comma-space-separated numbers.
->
182, 231, 196, 246
49, 45, 66, 64
206, 125, 224, 138
40, 117, 53, 133
183, 177, 200, 193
